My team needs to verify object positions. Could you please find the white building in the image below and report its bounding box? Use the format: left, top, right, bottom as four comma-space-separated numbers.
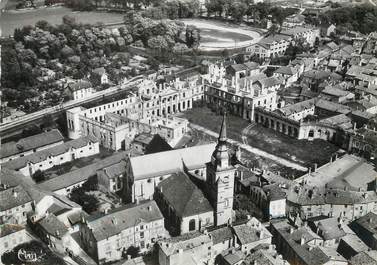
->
0, 129, 64, 163
80, 200, 167, 264
2, 136, 100, 177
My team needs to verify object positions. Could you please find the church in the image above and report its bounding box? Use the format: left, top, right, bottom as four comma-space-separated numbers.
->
137, 114, 237, 236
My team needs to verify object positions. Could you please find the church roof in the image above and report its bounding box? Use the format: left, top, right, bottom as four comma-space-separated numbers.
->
157, 172, 213, 217
129, 143, 216, 180
219, 114, 227, 142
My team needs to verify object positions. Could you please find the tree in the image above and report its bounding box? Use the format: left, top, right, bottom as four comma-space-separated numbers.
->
228, 1, 247, 23
125, 246, 140, 258
32, 170, 46, 183
185, 25, 200, 49
69, 187, 99, 213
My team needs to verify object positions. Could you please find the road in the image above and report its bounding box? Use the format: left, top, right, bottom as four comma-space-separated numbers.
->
190, 123, 307, 171
0, 76, 143, 137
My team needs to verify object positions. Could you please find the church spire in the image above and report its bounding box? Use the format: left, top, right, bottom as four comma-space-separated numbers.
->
218, 112, 227, 142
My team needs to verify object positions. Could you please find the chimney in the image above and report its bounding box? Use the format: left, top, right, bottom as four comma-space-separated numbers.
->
247, 215, 251, 220
56, 230, 60, 237
127, 255, 131, 260
314, 163, 318, 172
289, 227, 294, 234
12, 189, 18, 198
147, 205, 152, 211
300, 237, 305, 245
112, 217, 117, 225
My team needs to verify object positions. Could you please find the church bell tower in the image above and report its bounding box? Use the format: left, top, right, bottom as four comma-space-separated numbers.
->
206, 113, 235, 226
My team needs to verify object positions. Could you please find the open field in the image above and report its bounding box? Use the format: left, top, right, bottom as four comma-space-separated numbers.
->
179, 107, 340, 169
0, 6, 125, 36
181, 19, 264, 50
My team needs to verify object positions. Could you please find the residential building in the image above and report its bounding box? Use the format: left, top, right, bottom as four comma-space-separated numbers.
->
273, 65, 302, 87
0, 185, 33, 225
236, 168, 288, 219
349, 250, 377, 265
271, 219, 334, 265
350, 212, 377, 250
209, 226, 235, 258
0, 224, 33, 259
67, 79, 94, 100
246, 34, 292, 59
2, 136, 100, 177
233, 217, 272, 254
283, 14, 306, 28
97, 160, 127, 194
32, 213, 72, 254
38, 151, 129, 195
92, 67, 109, 85
80, 200, 166, 264
280, 26, 320, 47
0, 129, 64, 163
319, 86, 355, 103
158, 231, 213, 265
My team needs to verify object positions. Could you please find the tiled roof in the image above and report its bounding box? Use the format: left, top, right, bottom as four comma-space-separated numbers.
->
233, 218, 272, 245
349, 250, 377, 265
0, 185, 32, 211
0, 167, 34, 187
37, 213, 68, 239
277, 99, 316, 116
209, 226, 234, 245
351, 212, 377, 235
100, 160, 127, 179
0, 224, 25, 238
1, 129, 64, 159
275, 66, 296, 76
321, 86, 352, 98
86, 200, 163, 242
68, 80, 92, 91
157, 172, 213, 217
271, 220, 329, 265
38, 151, 129, 192
159, 231, 211, 256
3, 136, 98, 171
144, 134, 172, 154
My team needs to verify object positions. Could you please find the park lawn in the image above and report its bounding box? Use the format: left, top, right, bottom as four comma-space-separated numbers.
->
246, 124, 340, 168
180, 107, 249, 142
180, 107, 339, 168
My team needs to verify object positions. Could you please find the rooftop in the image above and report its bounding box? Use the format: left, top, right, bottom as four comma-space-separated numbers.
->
38, 151, 129, 192
297, 154, 377, 189
129, 143, 216, 180
159, 231, 211, 256
86, 200, 163, 242
157, 172, 213, 217
1, 129, 64, 159
0, 224, 25, 238
3, 136, 99, 171
233, 217, 272, 245
0, 185, 33, 211
37, 213, 69, 239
